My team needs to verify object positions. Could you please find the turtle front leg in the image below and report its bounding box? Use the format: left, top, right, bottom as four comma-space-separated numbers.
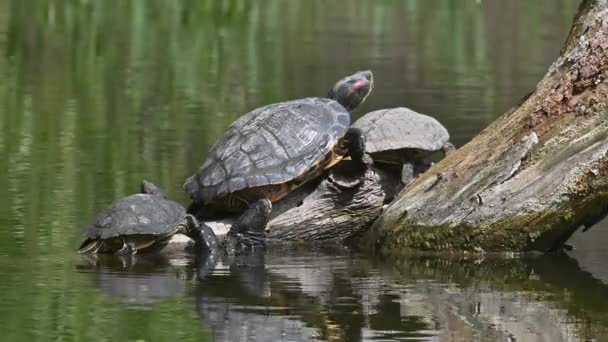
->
401, 162, 415, 185
116, 238, 137, 255
227, 199, 272, 252
343, 127, 372, 167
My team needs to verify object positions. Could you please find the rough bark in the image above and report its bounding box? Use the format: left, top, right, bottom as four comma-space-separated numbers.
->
364, 0, 608, 253
266, 162, 399, 241
204, 161, 402, 242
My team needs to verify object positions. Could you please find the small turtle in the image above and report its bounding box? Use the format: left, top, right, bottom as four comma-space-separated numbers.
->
352, 107, 454, 186
79, 179, 271, 256
184, 70, 374, 231
79, 180, 200, 255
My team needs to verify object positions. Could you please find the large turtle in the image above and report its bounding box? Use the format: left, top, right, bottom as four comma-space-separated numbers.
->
184, 70, 374, 230
352, 107, 454, 186
79, 180, 200, 254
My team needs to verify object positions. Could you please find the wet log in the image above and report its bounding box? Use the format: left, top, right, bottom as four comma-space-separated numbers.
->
363, 0, 608, 253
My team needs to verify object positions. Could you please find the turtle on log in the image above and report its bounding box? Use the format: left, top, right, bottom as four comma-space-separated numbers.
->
184, 70, 374, 232
79, 180, 271, 256
78, 180, 200, 254
352, 107, 454, 188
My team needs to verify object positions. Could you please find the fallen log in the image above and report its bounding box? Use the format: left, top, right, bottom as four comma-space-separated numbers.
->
205, 160, 402, 242
363, 0, 608, 253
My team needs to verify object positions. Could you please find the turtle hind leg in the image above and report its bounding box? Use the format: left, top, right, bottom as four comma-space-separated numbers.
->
233, 199, 272, 234
78, 239, 102, 254
343, 127, 372, 167
228, 199, 272, 251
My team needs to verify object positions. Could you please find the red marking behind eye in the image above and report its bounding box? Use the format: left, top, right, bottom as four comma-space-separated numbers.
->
352, 80, 367, 92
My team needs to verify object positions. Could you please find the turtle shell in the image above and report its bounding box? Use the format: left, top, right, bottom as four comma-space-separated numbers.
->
184, 97, 350, 204
80, 193, 188, 252
352, 107, 449, 154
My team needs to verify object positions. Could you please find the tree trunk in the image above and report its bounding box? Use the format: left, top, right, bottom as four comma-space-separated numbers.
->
363, 0, 608, 253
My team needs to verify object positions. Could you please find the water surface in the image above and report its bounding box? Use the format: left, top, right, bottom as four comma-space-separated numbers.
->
4, 0, 608, 341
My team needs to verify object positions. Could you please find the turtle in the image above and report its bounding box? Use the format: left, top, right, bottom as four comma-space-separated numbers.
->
78, 180, 201, 255
351, 107, 454, 186
78, 198, 272, 306
79, 180, 272, 256
184, 70, 374, 231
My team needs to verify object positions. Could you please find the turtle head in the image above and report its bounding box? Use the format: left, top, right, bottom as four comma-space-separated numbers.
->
141, 180, 166, 198
328, 70, 374, 111
178, 214, 221, 254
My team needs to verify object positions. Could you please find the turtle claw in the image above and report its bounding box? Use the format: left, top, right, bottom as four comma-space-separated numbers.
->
116, 239, 137, 255
125, 243, 137, 255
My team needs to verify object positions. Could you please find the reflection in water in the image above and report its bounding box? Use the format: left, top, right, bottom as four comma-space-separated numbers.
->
79, 247, 608, 341
567, 217, 608, 285
76, 254, 195, 307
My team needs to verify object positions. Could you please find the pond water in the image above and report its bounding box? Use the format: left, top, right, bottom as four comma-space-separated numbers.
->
3, 0, 608, 341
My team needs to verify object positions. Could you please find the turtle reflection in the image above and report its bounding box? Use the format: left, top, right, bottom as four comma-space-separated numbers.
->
190, 247, 436, 341
78, 246, 608, 340
190, 248, 608, 341
77, 253, 194, 308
